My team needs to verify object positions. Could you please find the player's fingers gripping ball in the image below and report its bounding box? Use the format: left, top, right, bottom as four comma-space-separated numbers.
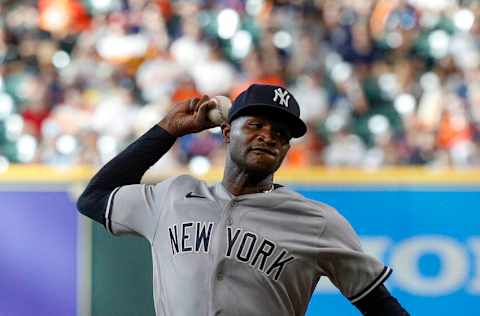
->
208, 96, 232, 125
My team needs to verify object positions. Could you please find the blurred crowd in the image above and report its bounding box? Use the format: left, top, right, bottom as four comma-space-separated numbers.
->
0, 0, 479, 173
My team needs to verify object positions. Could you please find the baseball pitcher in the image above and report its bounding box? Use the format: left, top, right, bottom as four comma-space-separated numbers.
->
77, 84, 410, 315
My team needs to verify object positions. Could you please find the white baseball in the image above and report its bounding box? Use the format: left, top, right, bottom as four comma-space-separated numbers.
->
208, 95, 232, 125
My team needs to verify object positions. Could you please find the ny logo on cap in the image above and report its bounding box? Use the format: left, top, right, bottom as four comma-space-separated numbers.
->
273, 88, 290, 108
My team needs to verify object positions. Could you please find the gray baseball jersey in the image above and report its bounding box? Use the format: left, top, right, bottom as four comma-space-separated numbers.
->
105, 175, 391, 316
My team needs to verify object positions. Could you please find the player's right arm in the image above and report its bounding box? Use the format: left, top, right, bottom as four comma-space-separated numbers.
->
76, 96, 217, 239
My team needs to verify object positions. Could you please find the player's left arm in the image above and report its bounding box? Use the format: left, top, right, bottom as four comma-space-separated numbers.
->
353, 284, 409, 315
317, 204, 410, 315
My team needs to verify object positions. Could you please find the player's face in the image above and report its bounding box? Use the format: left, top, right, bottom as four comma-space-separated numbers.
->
224, 115, 291, 175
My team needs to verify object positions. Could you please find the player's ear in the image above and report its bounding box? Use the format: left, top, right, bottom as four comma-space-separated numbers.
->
221, 123, 231, 144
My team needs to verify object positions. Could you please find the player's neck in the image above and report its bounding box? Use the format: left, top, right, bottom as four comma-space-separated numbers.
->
222, 163, 274, 196
222, 177, 274, 196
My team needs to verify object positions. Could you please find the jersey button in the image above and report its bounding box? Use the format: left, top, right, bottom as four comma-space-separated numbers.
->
216, 272, 224, 281
231, 201, 237, 207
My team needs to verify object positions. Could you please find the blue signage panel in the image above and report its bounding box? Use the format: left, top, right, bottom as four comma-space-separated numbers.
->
0, 191, 78, 316
2, 186, 478, 316
297, 186, 480, 316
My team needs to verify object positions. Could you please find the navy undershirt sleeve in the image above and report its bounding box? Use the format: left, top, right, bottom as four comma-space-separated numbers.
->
76, 125, 176, 226
353, 284, 410, 315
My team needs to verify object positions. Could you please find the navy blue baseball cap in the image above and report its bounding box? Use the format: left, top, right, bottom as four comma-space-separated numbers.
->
228, 84, 307, 138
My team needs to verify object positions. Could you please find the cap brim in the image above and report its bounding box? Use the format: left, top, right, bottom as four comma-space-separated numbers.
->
229, 104, 307, 138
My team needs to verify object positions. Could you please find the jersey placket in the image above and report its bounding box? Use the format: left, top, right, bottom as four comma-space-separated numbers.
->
209, 197, 238, 315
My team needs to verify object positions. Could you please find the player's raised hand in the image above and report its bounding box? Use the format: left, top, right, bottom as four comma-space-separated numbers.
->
158, 95, 218, 137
